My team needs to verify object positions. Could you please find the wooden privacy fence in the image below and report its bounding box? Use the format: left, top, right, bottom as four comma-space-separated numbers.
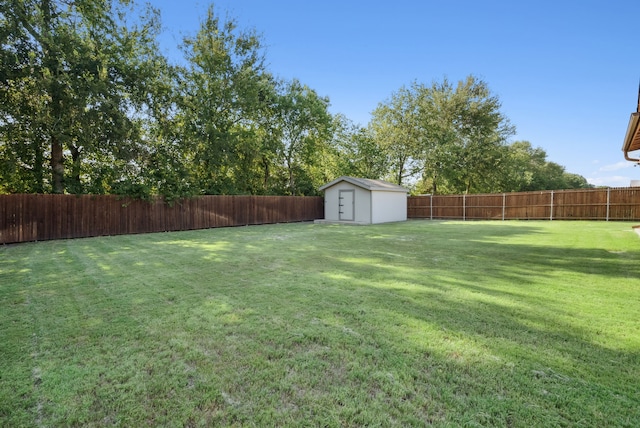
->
1, 194, 324, 244
408, 188, 640, 221
4, 188, 639, 244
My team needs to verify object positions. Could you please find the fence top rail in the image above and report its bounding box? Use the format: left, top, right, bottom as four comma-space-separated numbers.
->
409, 187, 640, 198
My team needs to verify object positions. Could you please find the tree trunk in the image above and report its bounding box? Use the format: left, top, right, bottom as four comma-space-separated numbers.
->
50, 135, 64, 193
288, 169, 295, 195
262, 157, 270, 192
42, 0, 65, 193
395, 159, 405, 186
285, 150, 295, 195
69, 144, 82, 193
34, 139, 45, 193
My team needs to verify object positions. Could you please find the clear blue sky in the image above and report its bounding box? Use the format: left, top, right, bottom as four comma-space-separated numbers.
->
153, 0, 640, 187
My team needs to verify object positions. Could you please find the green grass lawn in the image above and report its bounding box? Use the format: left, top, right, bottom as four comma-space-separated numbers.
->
1, 220, 639, 427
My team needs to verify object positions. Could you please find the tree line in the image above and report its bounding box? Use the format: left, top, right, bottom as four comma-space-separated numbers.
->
0, 0, 592, 199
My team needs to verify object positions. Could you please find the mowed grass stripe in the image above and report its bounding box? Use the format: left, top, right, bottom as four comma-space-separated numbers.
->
1, 220, 639, 426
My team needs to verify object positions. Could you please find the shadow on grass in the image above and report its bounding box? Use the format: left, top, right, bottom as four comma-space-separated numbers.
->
4, 221, 639, 425
146, 221, 640, 423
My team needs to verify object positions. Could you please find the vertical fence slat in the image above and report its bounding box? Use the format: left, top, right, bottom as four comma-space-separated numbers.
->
463, 194, 466, 221
430, 195, 433, 220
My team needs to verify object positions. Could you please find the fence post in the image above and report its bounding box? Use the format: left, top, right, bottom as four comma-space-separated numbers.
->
550, 191, 554, 221
606, 187, 610, 221
502, 193, 506, 221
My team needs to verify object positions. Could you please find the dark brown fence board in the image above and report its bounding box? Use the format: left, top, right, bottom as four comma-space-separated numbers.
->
1, 194, 324, 244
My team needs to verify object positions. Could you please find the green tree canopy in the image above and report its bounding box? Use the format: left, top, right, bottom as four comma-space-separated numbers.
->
370, 86, 422, 186
1, 0, 168, 194
502, 141, 593, 191
330, 114, 387, 180
0, 4, 593, 198
270, 79, 332, 195
369, 76, 590, 194
178, 5, 275, 195
370, 76, 516, 193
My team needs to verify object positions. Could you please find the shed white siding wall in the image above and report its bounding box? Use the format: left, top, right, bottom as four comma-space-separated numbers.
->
371, 191, 407, 224
323, 182, 371, 223
323, 187, 339, 221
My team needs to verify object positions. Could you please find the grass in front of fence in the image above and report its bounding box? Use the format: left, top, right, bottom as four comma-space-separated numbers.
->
1, 221, 639, 426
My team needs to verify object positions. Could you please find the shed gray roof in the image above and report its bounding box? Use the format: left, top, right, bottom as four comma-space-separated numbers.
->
319, 176, 409, 193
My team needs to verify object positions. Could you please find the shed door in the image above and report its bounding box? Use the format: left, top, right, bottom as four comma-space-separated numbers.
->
339, 190, 354, 221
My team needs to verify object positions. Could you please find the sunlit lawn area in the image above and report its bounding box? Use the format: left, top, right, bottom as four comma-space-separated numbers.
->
1, 220, 639, 426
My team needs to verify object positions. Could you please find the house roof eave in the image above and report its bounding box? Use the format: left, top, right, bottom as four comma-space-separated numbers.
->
622, 112, 640, 162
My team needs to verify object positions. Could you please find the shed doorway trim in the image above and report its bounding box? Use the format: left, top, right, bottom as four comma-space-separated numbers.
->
339, 189, 355, 221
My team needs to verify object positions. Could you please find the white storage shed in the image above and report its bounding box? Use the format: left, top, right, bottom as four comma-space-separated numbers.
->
317, 176, 409, 224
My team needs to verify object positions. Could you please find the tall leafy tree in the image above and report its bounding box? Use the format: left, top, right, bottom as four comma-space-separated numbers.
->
447, 76, 515, 193
370, 76, 515, 193
562, 172, 592, 189
1, 0, 57, 192
130, 55, 188, 201
331, 114, 387, 179
370, 86, 422, 186
270, 79, 332, 195
415, 76, 515, 194
501, 140, 546, 191
180, 6, 275, 195
0, 15, 47, 192
1, 0, 167, 194
413, 79, 461, 194
501, 141, 592, 191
